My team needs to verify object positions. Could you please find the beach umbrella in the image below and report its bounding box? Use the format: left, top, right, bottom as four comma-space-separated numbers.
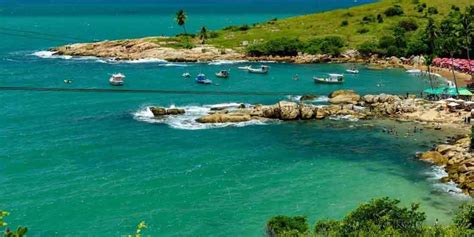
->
448, 102, 460, 107
446, 97, 456, 102
435, 100, 447, 104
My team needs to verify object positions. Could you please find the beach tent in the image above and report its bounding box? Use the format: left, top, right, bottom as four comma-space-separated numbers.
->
445, 87, 473, 96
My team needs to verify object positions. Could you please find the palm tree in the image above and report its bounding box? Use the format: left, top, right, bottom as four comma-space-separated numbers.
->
199, 26, 208, 44
439, 11, 462, 96
460, 6, 473, 80
425, 17, 438, 55
425, 54, 435, 90
175, 10, 188, 36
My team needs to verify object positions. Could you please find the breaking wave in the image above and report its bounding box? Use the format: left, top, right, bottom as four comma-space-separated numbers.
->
208, 60, 248, 65
132, 103, 275, 130
426, 166, 469, 198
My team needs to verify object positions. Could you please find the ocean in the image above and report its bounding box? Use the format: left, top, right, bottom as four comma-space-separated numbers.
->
0, 0, 470, 236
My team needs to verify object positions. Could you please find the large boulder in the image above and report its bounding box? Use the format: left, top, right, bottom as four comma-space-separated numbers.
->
166, 108, 185, 115
261, 105, 280, 118
419, 151, 448, 166
150, 107, 167, 116
315, 107, 328, 119
278, 101, 300, 120
196, 113, 251, 123
300, 104, 315, 120
329, 90, 360, 104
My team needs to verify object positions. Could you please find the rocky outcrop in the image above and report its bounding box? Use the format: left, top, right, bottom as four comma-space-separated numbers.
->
329, 90, 361, 104
278, 101, 299, 120
196, 113, 251, 123
418, 137, 474, 196
150, 107, 185, 116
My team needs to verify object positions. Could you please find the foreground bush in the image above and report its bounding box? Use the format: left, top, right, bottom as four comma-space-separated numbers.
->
266, 197, 474, 237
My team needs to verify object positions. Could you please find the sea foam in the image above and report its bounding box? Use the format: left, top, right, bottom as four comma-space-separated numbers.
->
133, 103, 274, 130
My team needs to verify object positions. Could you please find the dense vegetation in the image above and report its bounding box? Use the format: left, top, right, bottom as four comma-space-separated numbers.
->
1, 211, 27, 237
246, 36, 345, 57
206, 0, 472, 57
357, 5, 473, 59
266, 197, 474, 237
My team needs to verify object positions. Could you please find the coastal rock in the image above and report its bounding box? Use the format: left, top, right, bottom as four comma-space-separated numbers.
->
419, 151, 448, 166
300, 104, 315, 120
196, 113, 251, 123
329, 90, 360, 104
278, 101, 299, 120
150, 107, 167, 116
166, 108, 185, 115
300, 95, 318, 101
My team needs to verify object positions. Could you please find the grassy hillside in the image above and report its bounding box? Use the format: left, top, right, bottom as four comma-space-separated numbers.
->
207, 0, 472, 50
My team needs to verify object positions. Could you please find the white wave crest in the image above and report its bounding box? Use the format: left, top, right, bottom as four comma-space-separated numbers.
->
286, 95, 329, 103
120, 58, 168, 64
329, 115, 359, 122
426, 166, 469, 198
208, 60, 248, 65
32, 51, 72, 59
159, 63, 188, 67
133, 104, 273, 130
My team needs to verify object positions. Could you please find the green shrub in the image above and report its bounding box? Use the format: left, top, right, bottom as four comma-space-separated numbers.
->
223, 24, 251, 31
357, 41, 378, 56
453, 203, 474, 230
340, 20, 349, 26
384, 5, 404, 17
378, 35, 396, 49
427, 7, 439, 15
314, 220, 341, 236
357, 28, 370, 34
266, 216, 309, 237
303, 36, 345, 56
340, 198, 426, 235
377, 14, 384, 23
246, 38, 303, 57
362, 15, 376, 23
406, 36, 429, 56
398, 19, 418, 31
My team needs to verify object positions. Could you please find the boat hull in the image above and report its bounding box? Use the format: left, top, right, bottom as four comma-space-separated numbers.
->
313, 78, 343, 84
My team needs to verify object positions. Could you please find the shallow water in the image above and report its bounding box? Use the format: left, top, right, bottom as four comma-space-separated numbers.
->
0, 1, 471, 236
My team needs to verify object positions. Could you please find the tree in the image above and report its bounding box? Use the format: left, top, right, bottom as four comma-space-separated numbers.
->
266, 216, 308, 237
1, 211, 28, 237
175, 10, 188, 36
459, 6, 473, 80
425, 54, 435, 90
439, 9, 463, 96
453, 203, 474, 230
424, 17, 438, 55
199, 26, 208, 44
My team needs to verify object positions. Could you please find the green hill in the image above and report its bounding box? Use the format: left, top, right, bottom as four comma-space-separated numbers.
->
207, 0, 472, 51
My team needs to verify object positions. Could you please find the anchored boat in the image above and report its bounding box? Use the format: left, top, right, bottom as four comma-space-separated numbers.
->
346, 69, 359, 74
248, 65, 269, 74
182, 72, 191, 78
195, 73, 213, 84
314, 73, 344, 84
215, 70, 229, 78
109, 73, 125, 86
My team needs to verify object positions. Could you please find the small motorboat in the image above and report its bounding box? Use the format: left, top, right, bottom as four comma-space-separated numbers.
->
406, 69, 422, 74
314, 74, 344, 84
346, 69, 359, 74
248, 65, 269, 74
63, 79, 73, 84
182, 72, 191, 78
238, 65, 251, 70
195, 73, 212, 84
215, 70, 229, 78
109, 73, 125, 86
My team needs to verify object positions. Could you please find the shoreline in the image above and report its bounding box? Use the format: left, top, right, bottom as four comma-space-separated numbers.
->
146, 90, 473, 196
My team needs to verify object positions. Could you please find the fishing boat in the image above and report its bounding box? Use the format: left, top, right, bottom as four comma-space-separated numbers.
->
109, 73, 125, 86
195, 73, 212, 84
238, 65, 251, 70
406, 69, 422, 74
182, 72, 191, 78
215, 70, 229, 78
314, 74, 344, 84
248, 65, 269, 74
346, 68, 359, 74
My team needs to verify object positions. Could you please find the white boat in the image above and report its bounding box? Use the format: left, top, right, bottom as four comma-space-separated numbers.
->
248, 65, 269, 74
346, 69, 359, 74
215, 70, 229, 78
406, 69, 422, 74
109, 73, 125, 86
314, 74, 344, 84
195, 73, 212, 84
238, 65, 251, 70
182, 72, 191, 78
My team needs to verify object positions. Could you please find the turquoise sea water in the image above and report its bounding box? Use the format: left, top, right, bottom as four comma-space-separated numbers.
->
0, 1, 471, 236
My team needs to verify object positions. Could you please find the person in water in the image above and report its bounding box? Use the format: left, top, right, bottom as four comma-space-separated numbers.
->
293, 74, 299, 80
